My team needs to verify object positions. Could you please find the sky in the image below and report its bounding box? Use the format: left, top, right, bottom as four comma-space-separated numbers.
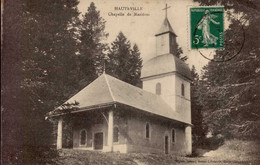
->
78, 0, 225, 74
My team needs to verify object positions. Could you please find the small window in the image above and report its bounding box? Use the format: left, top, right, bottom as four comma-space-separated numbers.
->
145, 123, 150, 139
181, 83, 185, 96
113, 126, 119, 143
171, 129, 176, 143
156, 83, 161, 95
80, 129, 87, 146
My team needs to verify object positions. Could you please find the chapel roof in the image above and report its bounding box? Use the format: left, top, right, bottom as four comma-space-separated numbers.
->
48, 73, 191, 125
141, 54, 192, 80
155, 17, 177, 36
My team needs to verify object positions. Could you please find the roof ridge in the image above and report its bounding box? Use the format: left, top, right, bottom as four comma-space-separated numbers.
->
155, 17, 176, 36
105, 74, 156, 95
104, 74, 116, 102
48, 73, 191, 125
165, 17, 174, 31
105, 74, 173, 104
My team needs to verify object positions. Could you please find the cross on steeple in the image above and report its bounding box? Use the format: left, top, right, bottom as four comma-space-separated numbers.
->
162, 3, 171, 18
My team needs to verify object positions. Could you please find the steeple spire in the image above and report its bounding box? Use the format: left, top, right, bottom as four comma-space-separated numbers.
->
155, 4, 178, 56
162, 3, 171, 18
156, 4, 176, 36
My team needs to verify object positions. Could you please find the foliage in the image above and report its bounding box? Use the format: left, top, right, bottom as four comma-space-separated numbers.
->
194, 0, 260, 139
175, 43, 188, 61
2, 0, 80, 163
78, 2, 109, 86
190, 66, 207, 147
193, 0, 260, 16
107, 32, 143, 86
2, 1, 143, 163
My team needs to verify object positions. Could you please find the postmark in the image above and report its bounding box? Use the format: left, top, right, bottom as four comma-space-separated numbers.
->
190, 7, 224, 49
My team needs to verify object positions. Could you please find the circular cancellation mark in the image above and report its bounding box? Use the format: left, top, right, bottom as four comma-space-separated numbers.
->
191, 8, 245, 62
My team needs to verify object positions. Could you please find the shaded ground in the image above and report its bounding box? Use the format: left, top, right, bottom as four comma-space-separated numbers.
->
50, 140, 260, 165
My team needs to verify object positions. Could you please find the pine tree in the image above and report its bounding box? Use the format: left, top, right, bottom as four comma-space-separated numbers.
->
195, 0, 260, 139
191, 66, 206, 147
128, 44, 143, 86
79, 2, 108, 86
2, 1, 25, 162
2, 0, 80, 163
107, 32, 142, 86
175, 43, 188, 61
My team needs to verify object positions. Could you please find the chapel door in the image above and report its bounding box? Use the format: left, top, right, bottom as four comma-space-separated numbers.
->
94, 132, 103, 150
165, 136, 169, 154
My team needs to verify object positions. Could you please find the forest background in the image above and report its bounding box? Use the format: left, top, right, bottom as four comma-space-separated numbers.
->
2, 0, 259, 164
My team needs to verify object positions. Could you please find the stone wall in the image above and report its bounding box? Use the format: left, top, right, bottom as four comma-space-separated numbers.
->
71, 107, 189, 155
126, 111, 187, 155
72, 108, 128, 151
72, 111, 108, 149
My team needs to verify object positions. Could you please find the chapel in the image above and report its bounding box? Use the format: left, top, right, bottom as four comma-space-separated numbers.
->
47, 8, 192, 155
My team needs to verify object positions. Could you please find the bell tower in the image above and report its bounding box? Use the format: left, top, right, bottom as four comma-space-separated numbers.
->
155, 4, 178, 56
141, 3, 191, 118
141, 4, 192, 154
155, 18, 177, 56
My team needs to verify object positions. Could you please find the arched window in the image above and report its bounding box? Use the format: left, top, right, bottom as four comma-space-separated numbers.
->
171, 129, 176, 143
145, 123, 150, 139
113, 126, 119, 143
156, 83, 161, 95
80, 129, 87, 146
181, 83, 185, 96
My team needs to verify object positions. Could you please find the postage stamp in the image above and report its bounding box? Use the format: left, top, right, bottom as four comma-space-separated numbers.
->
190, 7, 224, 49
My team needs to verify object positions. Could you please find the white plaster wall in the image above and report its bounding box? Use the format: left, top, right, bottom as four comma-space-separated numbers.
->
142, 75, 176, 111
142, 73, 191, 123
175, 75, 191, 99
127, 113, 187, 154
156, 34, 170, 56
175, 75, 191, 123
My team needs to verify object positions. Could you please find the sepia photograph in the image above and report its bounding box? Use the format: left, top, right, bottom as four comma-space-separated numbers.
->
2, 0, 260, 164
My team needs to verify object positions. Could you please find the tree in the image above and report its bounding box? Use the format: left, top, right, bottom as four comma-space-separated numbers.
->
2, 0, 80, 164
2, 1, 25, 163
78, 2, 108, 86
129, 44, 143, 86
107, 32, 142, 86
195, 0, 260, 139
190, 66, 207, 147
175, 43, 188, 61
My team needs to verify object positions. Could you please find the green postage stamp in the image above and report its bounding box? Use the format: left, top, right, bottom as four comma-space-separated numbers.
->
190, 7, 224, 49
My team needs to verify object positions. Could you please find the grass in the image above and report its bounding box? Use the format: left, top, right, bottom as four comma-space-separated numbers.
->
49, 140, 260, 165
